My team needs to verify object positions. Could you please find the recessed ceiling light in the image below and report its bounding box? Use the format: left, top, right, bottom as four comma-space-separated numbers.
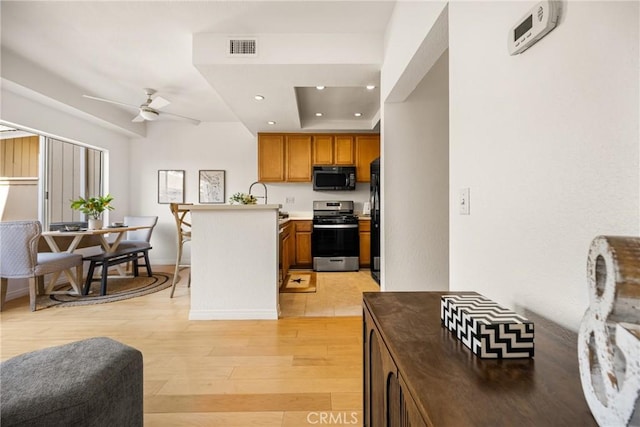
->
354, 112, 363, 117
366, 85, 376, 90
267, 121, 276, 125
316, 86, 325, 90
315, 112, 323, 117
254, 95, 265, 100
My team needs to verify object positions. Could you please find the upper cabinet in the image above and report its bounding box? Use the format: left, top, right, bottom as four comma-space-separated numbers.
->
258, 132, 379, 183
285, 135, 312, 182
313, 135, 355, 165
258, 134, 285, 182
355, 135, 380, 182
258, 133, 312, 182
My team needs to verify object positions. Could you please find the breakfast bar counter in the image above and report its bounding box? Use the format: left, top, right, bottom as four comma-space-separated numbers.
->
187, 204, 281, 320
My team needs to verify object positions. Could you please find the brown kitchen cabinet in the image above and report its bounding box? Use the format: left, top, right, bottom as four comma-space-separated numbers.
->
259, 133, 378, 183
363, 292, 598, 427
258, 133, 312, 182
312, 135, 333, 165
313, 135, 355, 165
285, 135, 312, 182
293, 220, 312, 268
355, 135, 380, 182
279, 221, 293, 282
258, 134, 285, 182
359, 219, 370, 268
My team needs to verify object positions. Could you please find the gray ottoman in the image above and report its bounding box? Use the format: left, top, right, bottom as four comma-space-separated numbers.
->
0, 337, 143, 427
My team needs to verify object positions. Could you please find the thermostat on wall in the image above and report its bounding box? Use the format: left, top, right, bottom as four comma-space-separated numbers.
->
508, 1, 560, 55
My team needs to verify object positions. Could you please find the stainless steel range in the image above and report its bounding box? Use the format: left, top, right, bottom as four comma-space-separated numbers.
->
312, 200, 360, 272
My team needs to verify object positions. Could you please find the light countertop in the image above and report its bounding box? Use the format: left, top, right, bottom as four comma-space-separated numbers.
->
187, 204, 282, 211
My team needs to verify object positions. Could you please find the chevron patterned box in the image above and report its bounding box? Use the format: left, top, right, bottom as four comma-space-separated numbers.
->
441, 294, 534, 359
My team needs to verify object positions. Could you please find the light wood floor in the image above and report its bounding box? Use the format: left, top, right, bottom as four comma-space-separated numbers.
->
280, 269, 380, 317
0, 266, 379, 426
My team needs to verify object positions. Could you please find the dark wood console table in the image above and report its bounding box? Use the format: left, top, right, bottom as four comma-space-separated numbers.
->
363, 292, 597, 426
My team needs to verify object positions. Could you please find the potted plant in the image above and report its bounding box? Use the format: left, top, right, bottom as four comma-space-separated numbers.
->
228, 192, 257, 205
70, 194, 114, 229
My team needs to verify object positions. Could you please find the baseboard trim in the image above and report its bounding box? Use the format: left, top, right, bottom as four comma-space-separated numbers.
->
5, 286, 29, 301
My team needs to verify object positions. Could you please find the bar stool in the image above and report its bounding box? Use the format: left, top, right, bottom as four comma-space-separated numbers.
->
169, 203, 192, 298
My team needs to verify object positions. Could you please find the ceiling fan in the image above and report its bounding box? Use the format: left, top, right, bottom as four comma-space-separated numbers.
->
83, 88, 200, 125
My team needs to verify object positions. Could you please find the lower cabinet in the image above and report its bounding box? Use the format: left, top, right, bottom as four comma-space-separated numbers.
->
294, 220, 312, 268
280, 222, 293, 281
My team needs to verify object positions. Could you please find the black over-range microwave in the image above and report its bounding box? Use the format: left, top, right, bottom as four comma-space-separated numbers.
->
313, 166, 356, 191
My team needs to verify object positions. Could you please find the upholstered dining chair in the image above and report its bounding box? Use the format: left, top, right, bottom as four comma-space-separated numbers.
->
169, 203, 192, 298
0, 221, 83, 311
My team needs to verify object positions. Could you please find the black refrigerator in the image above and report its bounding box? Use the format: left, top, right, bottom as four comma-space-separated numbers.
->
370, 157, 381, 284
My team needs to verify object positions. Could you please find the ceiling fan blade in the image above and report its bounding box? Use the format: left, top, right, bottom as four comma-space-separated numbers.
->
132, 114, 145, 122
148, 96, 170, 110
83, 94, 138, 109
160, 111, 201, 125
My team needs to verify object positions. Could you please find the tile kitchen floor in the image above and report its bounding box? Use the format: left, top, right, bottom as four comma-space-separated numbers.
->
279, 270, 379, 318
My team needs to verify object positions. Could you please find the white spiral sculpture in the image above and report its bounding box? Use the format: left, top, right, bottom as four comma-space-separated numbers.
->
578, 236, 640, 426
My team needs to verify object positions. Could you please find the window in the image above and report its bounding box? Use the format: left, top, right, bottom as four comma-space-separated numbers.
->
43, 137, 104, 229
0, 125, 106, 227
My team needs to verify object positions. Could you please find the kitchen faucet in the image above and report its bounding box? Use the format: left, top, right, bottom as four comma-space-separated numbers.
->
249, 181, 268, 204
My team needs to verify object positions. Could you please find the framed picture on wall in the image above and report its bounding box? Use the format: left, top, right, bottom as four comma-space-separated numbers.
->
158, 170, 185, 204
199, 170, 225, 203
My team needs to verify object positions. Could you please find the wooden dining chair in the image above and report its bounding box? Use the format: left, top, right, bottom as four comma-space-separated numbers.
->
118, 215, 158, 273
169, 203, 192, 298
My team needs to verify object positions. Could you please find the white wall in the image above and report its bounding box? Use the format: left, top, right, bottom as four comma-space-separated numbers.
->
127, 121, 255, 264
0, 180, 38, 221
449, 1, 639, 331
383, 50, 449, 291
381, 1, 448, 103
268, 183, 369, 216
1, 88, 132, 300
128, 121, 371, 265
1, 89, 132, 217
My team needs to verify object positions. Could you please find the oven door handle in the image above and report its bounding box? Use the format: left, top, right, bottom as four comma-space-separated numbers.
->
313, 224, 359, 229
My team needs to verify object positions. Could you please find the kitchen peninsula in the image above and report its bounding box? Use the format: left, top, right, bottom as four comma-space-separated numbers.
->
187, 204, 281, 320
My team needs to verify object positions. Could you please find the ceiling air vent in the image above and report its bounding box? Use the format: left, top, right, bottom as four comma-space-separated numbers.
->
227, 38, 257, 57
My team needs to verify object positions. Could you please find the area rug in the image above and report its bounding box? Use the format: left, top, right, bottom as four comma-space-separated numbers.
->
37, 272, 172, 309
280, 272, 316, 293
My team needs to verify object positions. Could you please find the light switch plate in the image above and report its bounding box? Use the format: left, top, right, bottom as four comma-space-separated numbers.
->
459, 188, 470, 215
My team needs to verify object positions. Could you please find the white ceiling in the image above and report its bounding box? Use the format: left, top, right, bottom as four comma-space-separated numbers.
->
0, 1, 396, 136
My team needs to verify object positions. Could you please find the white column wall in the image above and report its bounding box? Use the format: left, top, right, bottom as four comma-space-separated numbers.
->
382, 50, 450, 291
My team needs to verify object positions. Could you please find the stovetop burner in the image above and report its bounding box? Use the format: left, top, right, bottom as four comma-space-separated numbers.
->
312, 200, 357, 224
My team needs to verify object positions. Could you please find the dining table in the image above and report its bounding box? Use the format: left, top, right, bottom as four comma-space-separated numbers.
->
41, 225, 152, 288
